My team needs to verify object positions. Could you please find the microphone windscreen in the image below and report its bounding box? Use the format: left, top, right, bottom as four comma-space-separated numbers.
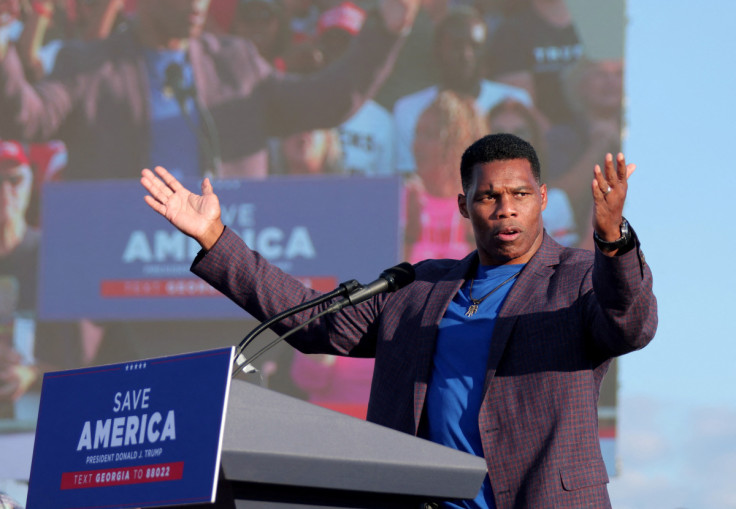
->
380, 262, 415, 292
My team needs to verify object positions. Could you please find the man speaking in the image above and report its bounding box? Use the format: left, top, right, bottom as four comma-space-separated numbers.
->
140, 133, 657, 508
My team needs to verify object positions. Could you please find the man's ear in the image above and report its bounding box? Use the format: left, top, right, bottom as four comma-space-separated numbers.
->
458, 193, 469, 218
540, 183, 548, 212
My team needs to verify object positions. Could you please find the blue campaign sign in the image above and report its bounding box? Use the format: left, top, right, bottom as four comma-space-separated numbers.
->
38, 175, 403, 321
27, 347, 234, 509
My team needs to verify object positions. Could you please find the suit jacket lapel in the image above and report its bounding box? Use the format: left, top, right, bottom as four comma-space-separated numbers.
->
483, 233, 561, 392
413, 252, 477, 434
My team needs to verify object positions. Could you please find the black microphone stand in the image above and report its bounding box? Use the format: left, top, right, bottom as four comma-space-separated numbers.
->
232, 262, 415, 378
232, 280, 361, 378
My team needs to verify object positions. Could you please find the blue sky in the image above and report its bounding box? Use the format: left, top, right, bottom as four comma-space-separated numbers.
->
608, 1, 736, 507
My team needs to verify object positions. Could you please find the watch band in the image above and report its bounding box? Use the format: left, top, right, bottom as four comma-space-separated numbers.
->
593, 217, 631, 252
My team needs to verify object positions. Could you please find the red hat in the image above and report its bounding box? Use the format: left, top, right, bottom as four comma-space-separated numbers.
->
0, 141, 29, 166
317, 2, 365, 36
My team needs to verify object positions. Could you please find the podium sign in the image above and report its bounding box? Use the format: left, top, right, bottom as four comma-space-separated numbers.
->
27, 347, 234, 509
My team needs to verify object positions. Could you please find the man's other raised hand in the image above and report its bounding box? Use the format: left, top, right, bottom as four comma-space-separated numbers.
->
591, 152, 636, 252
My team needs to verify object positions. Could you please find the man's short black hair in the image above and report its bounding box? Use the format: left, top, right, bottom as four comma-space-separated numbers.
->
460, 133, 542, 192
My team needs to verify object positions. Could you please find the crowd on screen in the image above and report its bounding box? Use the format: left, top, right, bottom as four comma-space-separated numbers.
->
0, 1, 624, 503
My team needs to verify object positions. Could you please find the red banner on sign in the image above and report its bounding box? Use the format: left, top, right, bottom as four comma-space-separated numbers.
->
101, 276, 338, 297
100, 279, 221, 297
60, 461, 184, 490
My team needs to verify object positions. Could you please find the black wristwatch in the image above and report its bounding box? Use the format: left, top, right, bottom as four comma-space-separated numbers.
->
593, 217, 632, 252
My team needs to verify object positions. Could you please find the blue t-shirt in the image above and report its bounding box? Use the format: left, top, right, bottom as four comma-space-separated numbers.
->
426, 263, 524, 509
144, 49, 201, 179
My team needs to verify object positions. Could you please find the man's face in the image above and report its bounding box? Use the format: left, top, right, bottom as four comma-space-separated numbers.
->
458, 158, 547, 265
435, 19, 486, 88
0, 162, 32, 226
140, 0, 211, 41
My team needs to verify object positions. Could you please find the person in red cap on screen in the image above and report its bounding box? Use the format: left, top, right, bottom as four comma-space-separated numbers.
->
0, 141, 91, 418
0, 140, 40, 412
316, 0, 365, 61
0, 140, 33, 261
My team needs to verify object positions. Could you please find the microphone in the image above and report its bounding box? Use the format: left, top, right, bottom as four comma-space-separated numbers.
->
325, 262, 415, 313
163, 62, 192, 104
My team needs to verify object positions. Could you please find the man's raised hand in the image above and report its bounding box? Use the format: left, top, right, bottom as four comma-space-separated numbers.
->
140, 166, 224, 250
591, 152, 636, 248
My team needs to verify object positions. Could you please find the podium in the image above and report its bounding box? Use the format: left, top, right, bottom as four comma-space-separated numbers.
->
28, 349, 486, 509
207, 379, 488, 508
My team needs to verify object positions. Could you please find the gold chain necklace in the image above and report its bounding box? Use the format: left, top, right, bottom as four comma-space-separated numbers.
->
465, 270, 521, 317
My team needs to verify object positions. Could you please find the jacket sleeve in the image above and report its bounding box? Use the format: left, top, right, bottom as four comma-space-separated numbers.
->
583, 230, 658, 357
191, 227, 383, 357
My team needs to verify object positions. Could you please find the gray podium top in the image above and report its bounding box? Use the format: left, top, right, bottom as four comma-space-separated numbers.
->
220, 379, 487, 500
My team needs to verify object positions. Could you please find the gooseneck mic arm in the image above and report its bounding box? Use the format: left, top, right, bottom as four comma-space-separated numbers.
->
232, 263, 416, 378
233, 306, 337, 378
232, 279, 361, 377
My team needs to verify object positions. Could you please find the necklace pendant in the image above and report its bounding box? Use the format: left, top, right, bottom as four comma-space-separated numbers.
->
465, 303, 479, 317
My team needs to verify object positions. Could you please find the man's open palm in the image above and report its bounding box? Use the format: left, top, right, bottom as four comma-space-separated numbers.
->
141, 166, 224, 250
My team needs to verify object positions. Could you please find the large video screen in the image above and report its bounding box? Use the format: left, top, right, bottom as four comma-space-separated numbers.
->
0, 0, 625, 493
